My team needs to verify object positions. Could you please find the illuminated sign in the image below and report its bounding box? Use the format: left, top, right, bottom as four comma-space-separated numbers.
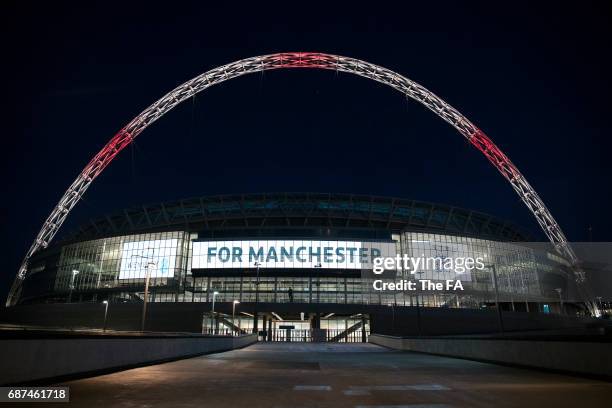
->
119, 239, 178, 279
191, 240, 396, 269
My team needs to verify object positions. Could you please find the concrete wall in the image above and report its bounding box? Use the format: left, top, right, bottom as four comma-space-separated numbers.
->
0, 333, 257, 385
0, 303, 207, 332
2, 303, 601, 335
369, 334, 612, 377
369, 307, 600, 336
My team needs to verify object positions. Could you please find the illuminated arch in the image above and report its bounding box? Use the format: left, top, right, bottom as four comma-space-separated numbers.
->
6, 52, 587, 306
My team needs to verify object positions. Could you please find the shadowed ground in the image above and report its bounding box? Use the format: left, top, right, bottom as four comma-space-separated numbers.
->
35, 342, 612, 407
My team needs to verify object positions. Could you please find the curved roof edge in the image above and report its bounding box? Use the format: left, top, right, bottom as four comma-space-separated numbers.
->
60, 192, 536, 244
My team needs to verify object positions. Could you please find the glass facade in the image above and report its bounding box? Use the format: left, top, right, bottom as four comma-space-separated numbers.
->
54, 231, 190, 302
387, 232, 552, 309
39, 229, 570, 310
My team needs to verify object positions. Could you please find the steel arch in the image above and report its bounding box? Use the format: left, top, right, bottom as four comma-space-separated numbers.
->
5, 52, 588, 307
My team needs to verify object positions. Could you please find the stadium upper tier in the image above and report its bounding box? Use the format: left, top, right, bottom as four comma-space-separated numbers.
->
61, 193, 532, 243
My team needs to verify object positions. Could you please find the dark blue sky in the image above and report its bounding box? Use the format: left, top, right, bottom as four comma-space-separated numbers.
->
1, 2, 611, 300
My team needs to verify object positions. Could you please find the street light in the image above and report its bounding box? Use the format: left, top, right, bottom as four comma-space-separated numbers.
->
414, 271, 424, 336
314, 263, 322, 303
140, 260, 156, 332
233, 300, 240, 334
102, 300, 109, 332
490, 264, 504, 334
68, 269, 79, 303
253, 261, 261, 334
128, 251, 157, 332
314, 263, 322, 329
211, 290, 219, 334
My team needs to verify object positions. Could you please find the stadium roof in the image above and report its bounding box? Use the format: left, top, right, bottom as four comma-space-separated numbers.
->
62, 193, 533, 243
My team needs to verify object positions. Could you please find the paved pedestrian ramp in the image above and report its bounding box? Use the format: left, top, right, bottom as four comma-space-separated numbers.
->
242, 342, 388, 353
58, 341, 612, 407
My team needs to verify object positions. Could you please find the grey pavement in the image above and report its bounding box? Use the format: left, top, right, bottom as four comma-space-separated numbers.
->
42, 342, 612, 407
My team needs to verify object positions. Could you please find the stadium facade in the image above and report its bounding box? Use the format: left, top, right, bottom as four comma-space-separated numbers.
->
12, 193, 579, 337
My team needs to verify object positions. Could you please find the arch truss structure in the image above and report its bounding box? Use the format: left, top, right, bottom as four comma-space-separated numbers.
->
6, 52, 591, 309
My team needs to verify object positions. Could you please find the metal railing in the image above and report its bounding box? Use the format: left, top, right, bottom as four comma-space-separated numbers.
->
201, 328, 235, 336
266, 328, 369, 342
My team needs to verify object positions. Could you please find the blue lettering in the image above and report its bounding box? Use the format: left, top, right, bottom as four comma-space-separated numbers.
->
207, 247, 217, 262
371, 248, 381, 261
347, 247, 357, 262
232, 247, 242, 262
309, 246, 321, 263
266, 247, 278, 262
249, 247, 264, 263
219, 247, 231, 262
280, 246, 294, 262
296, 247, 307, 262
323, 247, 333, 263
335, 247, 345, 263
359, 247, 369, 263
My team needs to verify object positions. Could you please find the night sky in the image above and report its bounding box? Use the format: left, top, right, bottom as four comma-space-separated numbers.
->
2, 2, 611, 301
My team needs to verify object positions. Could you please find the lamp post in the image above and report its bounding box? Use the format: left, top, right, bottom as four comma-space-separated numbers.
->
102, 300, 109, 332
68, 269, 79, 303
140, 260, 156, 332
253, 261, 261, 334
210, 290, 219, 334
314, 263, 322, 303
415, 271, 423, 336
490, 264, 504, 334
129, 251, 157, 332
314, 263, 322, 329
554, 288, 563, 315
233, 300, 240, 334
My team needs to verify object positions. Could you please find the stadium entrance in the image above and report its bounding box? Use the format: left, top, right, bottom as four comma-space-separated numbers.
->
202, 311, 370, 343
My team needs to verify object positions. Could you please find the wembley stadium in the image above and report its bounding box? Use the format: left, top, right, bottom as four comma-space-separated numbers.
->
2, 52, 599, 340
6, 192, 584, 340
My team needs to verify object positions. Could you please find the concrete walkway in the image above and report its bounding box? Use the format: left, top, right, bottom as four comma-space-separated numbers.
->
40, 342, 612, 407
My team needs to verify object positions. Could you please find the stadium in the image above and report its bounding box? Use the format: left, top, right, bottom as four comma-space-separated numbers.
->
8, 192, 583, 340
2, 53, 597, 340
